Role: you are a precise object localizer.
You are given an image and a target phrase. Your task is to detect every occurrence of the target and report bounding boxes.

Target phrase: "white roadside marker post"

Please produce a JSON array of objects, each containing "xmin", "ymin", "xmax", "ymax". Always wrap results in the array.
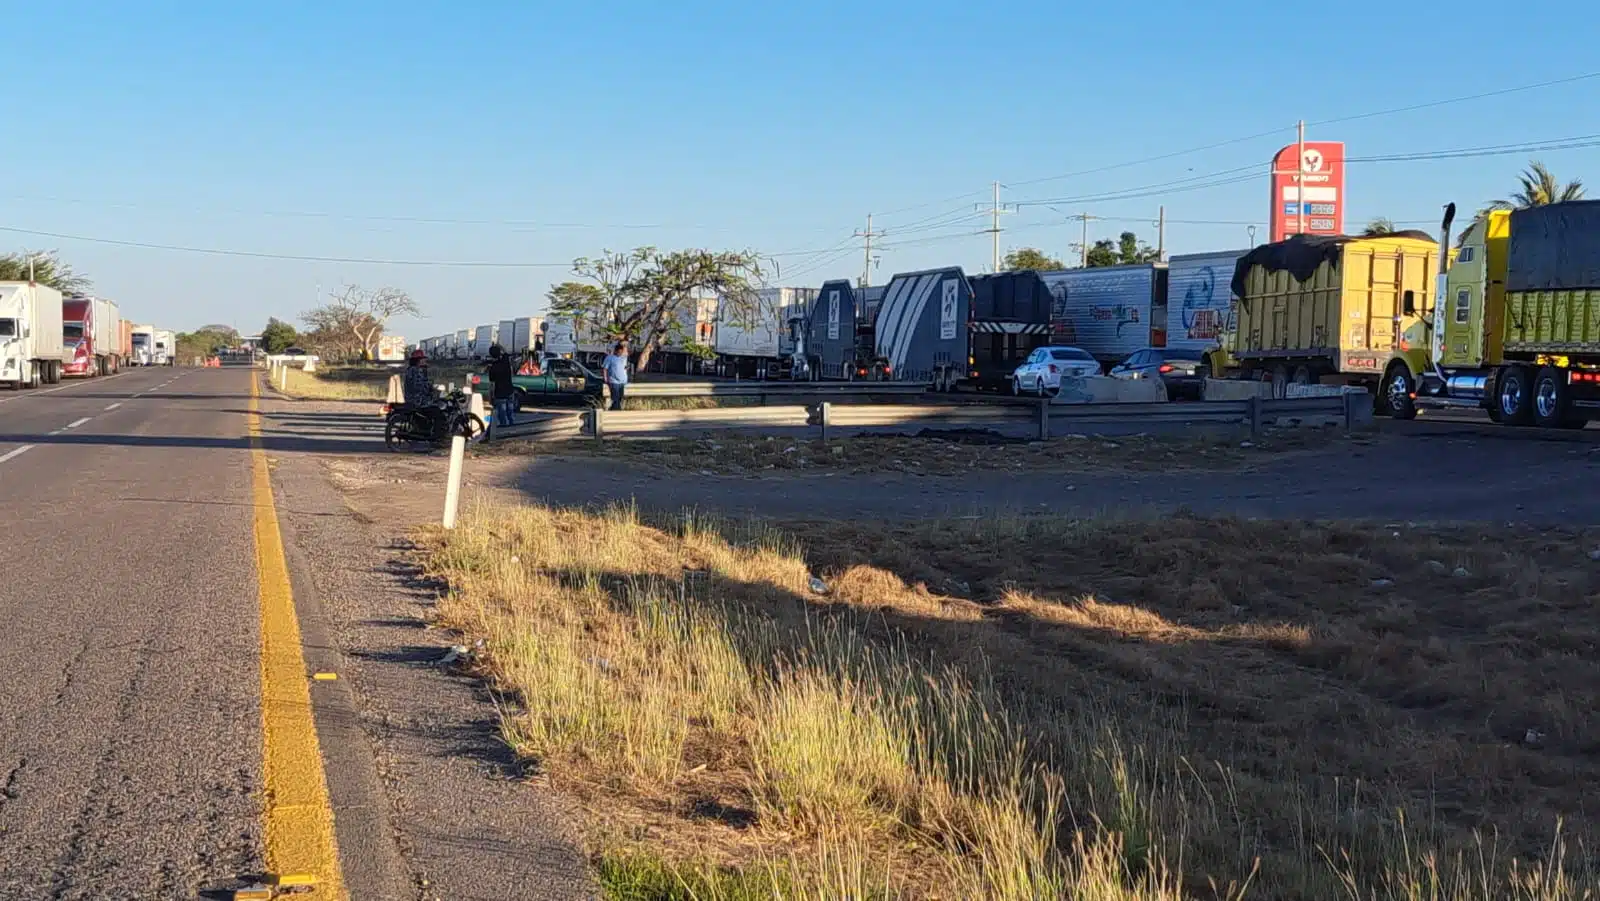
[{"xmin": 443, "ymin": 433, "xmax": 466, "ymax": 529}]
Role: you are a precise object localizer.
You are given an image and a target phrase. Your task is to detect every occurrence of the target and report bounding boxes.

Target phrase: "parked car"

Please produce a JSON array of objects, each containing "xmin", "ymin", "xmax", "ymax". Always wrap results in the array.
[
  {"xmin": 1010, "ymin": 345, "xmax": 1101, "ymax": 396},
  {"xmin": 1108, "ymin": 348, "xmax": 1206, "ymax": 399},
  {"xmin": 470, "ymin": 355, "xmax": 604, "ymax": 407}
]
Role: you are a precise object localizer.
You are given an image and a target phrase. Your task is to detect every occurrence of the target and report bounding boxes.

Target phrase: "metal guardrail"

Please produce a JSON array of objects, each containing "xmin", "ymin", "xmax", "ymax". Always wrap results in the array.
[
  {"xmin": 543, "ymin": 394, "xmax": 1370, "ymax": 443},
  {"xmin": 624, "ymin": 381, "xmax": 927, "ymax": 399}
]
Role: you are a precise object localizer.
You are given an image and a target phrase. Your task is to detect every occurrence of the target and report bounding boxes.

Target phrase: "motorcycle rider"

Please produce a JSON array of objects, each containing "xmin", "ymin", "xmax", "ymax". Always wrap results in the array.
[{"xmin": 404, "ymin": 348, "xmax": 435, "ymax": 407}]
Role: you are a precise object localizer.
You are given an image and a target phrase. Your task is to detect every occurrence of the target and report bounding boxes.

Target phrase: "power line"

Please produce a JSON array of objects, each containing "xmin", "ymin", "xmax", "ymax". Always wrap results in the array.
[{"xmin": 1311, "ymin": 71, "xmax": 1600, "ymax": 127}]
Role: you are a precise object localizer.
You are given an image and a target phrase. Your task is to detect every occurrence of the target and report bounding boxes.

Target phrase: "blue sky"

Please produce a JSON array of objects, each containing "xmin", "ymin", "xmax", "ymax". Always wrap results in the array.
[{"xmin": 4, "ymin": 0, "xmax": 1597, "ymax": 339}]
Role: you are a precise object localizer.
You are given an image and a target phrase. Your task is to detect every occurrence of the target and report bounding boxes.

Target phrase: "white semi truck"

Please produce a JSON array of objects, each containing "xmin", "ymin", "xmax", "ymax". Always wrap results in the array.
[{"xmin": 0, "ymin": 281, "xmax": 66, "ymax": 387}]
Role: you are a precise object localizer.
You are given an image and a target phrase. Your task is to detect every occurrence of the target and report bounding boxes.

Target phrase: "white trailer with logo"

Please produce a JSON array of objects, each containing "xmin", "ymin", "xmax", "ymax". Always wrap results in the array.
[{"xmin": 0, "ymin": 281, "xmax": 65, "ymax": 387}]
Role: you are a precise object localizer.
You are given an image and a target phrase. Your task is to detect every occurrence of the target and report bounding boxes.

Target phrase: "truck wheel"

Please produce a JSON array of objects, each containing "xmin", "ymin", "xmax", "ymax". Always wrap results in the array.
[
  {"xmin": 1270, "ymin": 365, "xmax": 1290, "ymax": 399},
  {"xmin": 1533, "ymin": 366, "xmax": 1571, "ymax": 429},
  {"xmin": 1291, "ymin": 365, "xmax": 1314, "ymax": 387},
  {"xmin": 1496, "ymin": 366, "xmax": 1535, "ymax": 426},
  {"xmin": 1382, "ymin": 365, "xmax": 1417, "ymax": 420}
]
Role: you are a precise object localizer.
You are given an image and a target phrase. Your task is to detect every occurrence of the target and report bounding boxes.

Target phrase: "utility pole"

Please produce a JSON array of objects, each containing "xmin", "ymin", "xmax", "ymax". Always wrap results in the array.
[
  {"xmin": 854, "ymin": 214, "xmax": 884, "ymax": 288},
  {"xmin": 1156, "ymin": 206, "xmax": 1166, "ymax": 261},
  {"xmin": 975, "ymin": 181, "xmax": 1014, "ymax": 272},
  {"xmin": 1296, "ymin": 119, "xmax": 1306, "ymax": 237},
  {"xmin": 1067, "ymin": 212, "xmax": 1100, "ymax": 267}
]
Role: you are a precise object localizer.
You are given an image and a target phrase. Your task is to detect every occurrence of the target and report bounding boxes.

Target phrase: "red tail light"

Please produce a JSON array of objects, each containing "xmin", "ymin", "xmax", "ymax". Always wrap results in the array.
[
  {"xmin": 470, "ymin": 374, "xmax": 481, "ymax": 385},
  {"xmin": 1048, "ymin": 364, "xmax": 1058, "ymax": 374},
  {"xmin": 883, "ymin": 365, "xmax": 892, "ymax": 374},
  {"xmin": 1158, "ymin": 364, "xmax": 1174, "ymax": 373}
]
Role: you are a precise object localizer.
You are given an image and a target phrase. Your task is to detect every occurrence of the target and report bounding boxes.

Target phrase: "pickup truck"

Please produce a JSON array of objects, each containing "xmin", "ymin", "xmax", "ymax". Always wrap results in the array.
[{"xmin": 470, "ymin": 356, "xmax": 604, "ymax": 407}]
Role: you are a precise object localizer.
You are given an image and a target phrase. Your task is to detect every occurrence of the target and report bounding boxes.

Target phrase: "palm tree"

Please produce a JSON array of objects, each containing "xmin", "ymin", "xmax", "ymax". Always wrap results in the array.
[
  {"xmin": 1493, "ymin": 161, "xmax": 1584, "ymax": 210},
  {"xmin": 1463, "ymin": 160, "xmax": 1586, "ymax": 245},
  {"xmin": 1361, "ymin": 217, "xmax": 1396, "ymax": 236}
]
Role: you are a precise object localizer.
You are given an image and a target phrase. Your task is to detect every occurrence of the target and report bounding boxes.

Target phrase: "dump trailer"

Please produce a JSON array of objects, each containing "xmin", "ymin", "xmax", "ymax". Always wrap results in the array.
[
  {"xmin": 1418, "ymin": 200, "xmax": 1600, "ymax": 428},
  {"xmin": 1039, "ymin": 263, "xmax": 1168, "ymax": 369},
  {"xmin": 1212, "ymin": 232, "xmax": 1437, "ymax": 413}
]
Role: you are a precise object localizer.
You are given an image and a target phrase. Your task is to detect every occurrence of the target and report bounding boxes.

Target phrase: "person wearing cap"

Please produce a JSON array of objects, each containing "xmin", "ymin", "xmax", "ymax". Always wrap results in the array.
[
  {"xmin": 403, "ymin": 348, "xmax": 435, "ymax": 407},
  {"xmin": 485, "ymin": 344, "xmax": 516, "ymax": 427}
]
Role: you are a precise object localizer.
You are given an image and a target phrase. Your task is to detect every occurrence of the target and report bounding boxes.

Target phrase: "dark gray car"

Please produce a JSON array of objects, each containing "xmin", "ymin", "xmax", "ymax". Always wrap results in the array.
[{"xmin": 1108, "ymin": 348, "xmax": 1205, "ymax": 399}]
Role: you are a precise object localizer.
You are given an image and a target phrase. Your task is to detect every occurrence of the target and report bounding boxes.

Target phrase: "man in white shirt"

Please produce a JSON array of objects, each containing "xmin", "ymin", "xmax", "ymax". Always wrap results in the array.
[{"xmin": 601, "ymin": 341, "xmax": 630, "ymax": 410}]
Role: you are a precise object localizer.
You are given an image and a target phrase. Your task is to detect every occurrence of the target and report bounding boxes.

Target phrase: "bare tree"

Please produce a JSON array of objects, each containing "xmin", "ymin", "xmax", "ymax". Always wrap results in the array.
[
  {"xmin": 305, "ymin": 284, "xmax": 419, "ymax": 360},
  {"xmin": 0, "ymin": 249, "xmax": 91, "ymax": 292}
]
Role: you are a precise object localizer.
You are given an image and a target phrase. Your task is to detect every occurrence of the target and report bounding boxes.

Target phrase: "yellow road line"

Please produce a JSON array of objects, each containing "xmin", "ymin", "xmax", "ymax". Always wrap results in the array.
[{"xmin": 250, "ymin": 374, "xmax": 347, "ymax": 898}]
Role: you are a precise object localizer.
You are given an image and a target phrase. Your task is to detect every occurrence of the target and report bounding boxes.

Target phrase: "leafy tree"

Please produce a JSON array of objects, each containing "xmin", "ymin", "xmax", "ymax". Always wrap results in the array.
[
  {"xmin": 550, "ymin": 247, "xmax": 765, "ymax": 373},
  {"xmin": 1084, "ymin": 231, "xmax": 1160, "ymax": 268},
  {"xmin": 1361, "ymin": 217, "xmax": 1396, "ymax": 236},
  {"xmin": 303, "ymin": 284, "xmax": 418, "ymax": 360},
  {"xmin": 0, "ymin": 249, "xmax": 90, "ymax": 292},
  {"xmin": 1001, "ymin": 247, "xmax": 1065, "ymax": 271},
  {"xmin": 175, "ymin": 327, "xmax": 235, "ymax": 362},
  {"xmin": 260, "ymin": 317, "xmax": 299, "ymax": 354}
]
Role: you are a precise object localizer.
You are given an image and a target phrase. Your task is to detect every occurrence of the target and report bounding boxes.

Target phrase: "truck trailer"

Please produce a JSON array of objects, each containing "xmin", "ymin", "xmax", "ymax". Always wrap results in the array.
[
  {"xmin": 130, "ymin": 324, "xmax": 155, "ymax": 365},
  {"xmin": 1039, "ymin": 263, "xmax": 1169, "ymax": 369},
  {"xmin": 498, "ymin": 317, "xmax": 544, "ymax": 358},
  {"xmin": 713, "ymin": 287, "xmax": 816, "ymax": 378},
  {"xmin": 1205, "ymin": 232, "xmax": 1437, "ymax": 411},
  {"xmin": 153, "ymin": 329, "xmax": 176, "ymax": 366},
  {"xmin": 0, "ymin": 281, "xmax": 66, "ymax": 387},
  {"xmin": 62, "ymin": 295, "xmax": 123, "ymax": 376},
  {"xmin": 1417, "ymin": 200, "xmax": 1600, "ymax": 428},
  {"xmin": 471, "ymin": 324, "xmax": 498, "ymax": 359},
  {"xmin": 867, "ymin": 267, "xmax": 974, "ymax": 389},
  {"xmin": 1164, "ymin": 250, "xmax": 1247, "ymax": 362}
]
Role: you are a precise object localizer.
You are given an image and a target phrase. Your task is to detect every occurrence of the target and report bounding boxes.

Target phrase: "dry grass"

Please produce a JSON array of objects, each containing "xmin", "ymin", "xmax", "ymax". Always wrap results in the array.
[
  {"xmin": 274, "ymin": 364, "xmax": 478, "ymax": 401},
  {"xmin": 504, "ymin": 430, "xmax": 1370, "ymax": 476},
  {"xmin": 425, "ymin": 506, "xmax": 1600, "ymax": 899}
]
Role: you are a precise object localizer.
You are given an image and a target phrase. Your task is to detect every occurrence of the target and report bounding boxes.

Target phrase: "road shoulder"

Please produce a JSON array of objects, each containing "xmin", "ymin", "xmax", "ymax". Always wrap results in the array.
[{"xmin": 262, "ymin": 394, "xmax": 594, "ymax": 901}]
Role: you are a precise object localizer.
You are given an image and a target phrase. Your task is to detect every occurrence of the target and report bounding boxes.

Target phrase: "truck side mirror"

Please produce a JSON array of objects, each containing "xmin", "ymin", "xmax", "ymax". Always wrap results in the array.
[{"xmin": 1403, "ymin": 290, "xmax": 1416, "ymax": 316}]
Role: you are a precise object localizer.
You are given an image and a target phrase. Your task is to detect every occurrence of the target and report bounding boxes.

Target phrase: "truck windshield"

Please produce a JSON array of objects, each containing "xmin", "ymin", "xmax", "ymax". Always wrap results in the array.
[
  {"xmin": 0, "ymin": 319, "xmax": 15, "ymax": 337},
  {"xmin": 64, "ymin": 323, "xmax": 85, "ymax": 340},
  {"xmin": 132, "ymin": 336, "xmax": 149, "ymax": 347}
]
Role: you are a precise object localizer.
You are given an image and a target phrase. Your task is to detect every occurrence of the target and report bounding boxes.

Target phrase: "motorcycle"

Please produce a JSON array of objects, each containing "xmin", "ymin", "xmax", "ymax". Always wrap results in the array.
[{"xmin": 383, "ymin": 389, "xmax": 487, "ymax": 452}]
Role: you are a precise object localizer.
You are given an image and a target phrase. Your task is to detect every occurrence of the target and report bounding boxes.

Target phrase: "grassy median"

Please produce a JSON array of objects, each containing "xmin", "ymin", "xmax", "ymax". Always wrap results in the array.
[
  {"xmin": 274, "ymin": 364, "xmax": 479, "ymax": 402},
  {"xmin": 425, "ymin": 506, "xmax": 1600, "ymax": 899}
]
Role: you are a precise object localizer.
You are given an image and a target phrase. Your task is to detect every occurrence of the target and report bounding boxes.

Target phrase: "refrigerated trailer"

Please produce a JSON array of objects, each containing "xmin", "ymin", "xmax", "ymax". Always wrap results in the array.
[
  {"xmin": 153, "ymin": 329, "xmax": 176, "ymax": 366},
  {"xmin": 713, "ymin": 287, "xmax": 815, "ymax": 378},
  {"xmin": 1039, "ymin": 263, "xmax": 1169, "ymax": 369},
  {"xmin": 62, "ymin": 295, "xmax": 123, "ymax": 376},
  {"xmin": 0, "ymin": 281, "xmax": 66, "ymax": 387},
  {"xmin": 130, "ymin": 325, "xmax": 155, "ymax": 365}
]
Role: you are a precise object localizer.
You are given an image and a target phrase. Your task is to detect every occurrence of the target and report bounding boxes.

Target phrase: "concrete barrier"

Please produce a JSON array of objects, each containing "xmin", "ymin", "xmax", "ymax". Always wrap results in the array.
[
  {"xmin": 1051, "ymin": 376, "xmax": 1167, "ymax": 405},
  {"xmin": 1202, "ymin": 378, "xmax": 1274, "ymax": 400}
]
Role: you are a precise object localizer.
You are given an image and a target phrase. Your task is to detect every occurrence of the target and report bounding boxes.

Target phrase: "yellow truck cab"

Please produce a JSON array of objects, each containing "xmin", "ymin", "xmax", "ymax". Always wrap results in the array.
[
  {"xmin": 1210, "ymin": 233, "xmax": 1437, "ymax": 415},
  {"xmin": 1417, "ymin": 201, "xmax": 1600, "ymax": 428}
]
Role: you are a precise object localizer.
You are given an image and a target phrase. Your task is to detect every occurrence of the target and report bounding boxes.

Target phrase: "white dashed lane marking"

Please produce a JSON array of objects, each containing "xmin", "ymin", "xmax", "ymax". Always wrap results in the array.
[
  {"xmin": 67, "ymin": 418, "xmax": 91, "ymax": 429},
  {"xmin": 105, "ymin": 403, "xmax": 122, "ymax": 411},
  {"xmin": 0, "ymin": 445, "xmax": 34, "ymax": 465}
]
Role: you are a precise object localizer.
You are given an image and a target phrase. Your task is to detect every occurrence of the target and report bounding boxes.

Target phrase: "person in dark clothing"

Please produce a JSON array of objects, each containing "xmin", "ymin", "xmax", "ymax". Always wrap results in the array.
[
  {"xmin": 485, "ymin": 344, "xmax": 516, "ymax": 426},
  {"xmin": 403, "ymin": 348, "xmax": 434, "ymax": 406}
]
